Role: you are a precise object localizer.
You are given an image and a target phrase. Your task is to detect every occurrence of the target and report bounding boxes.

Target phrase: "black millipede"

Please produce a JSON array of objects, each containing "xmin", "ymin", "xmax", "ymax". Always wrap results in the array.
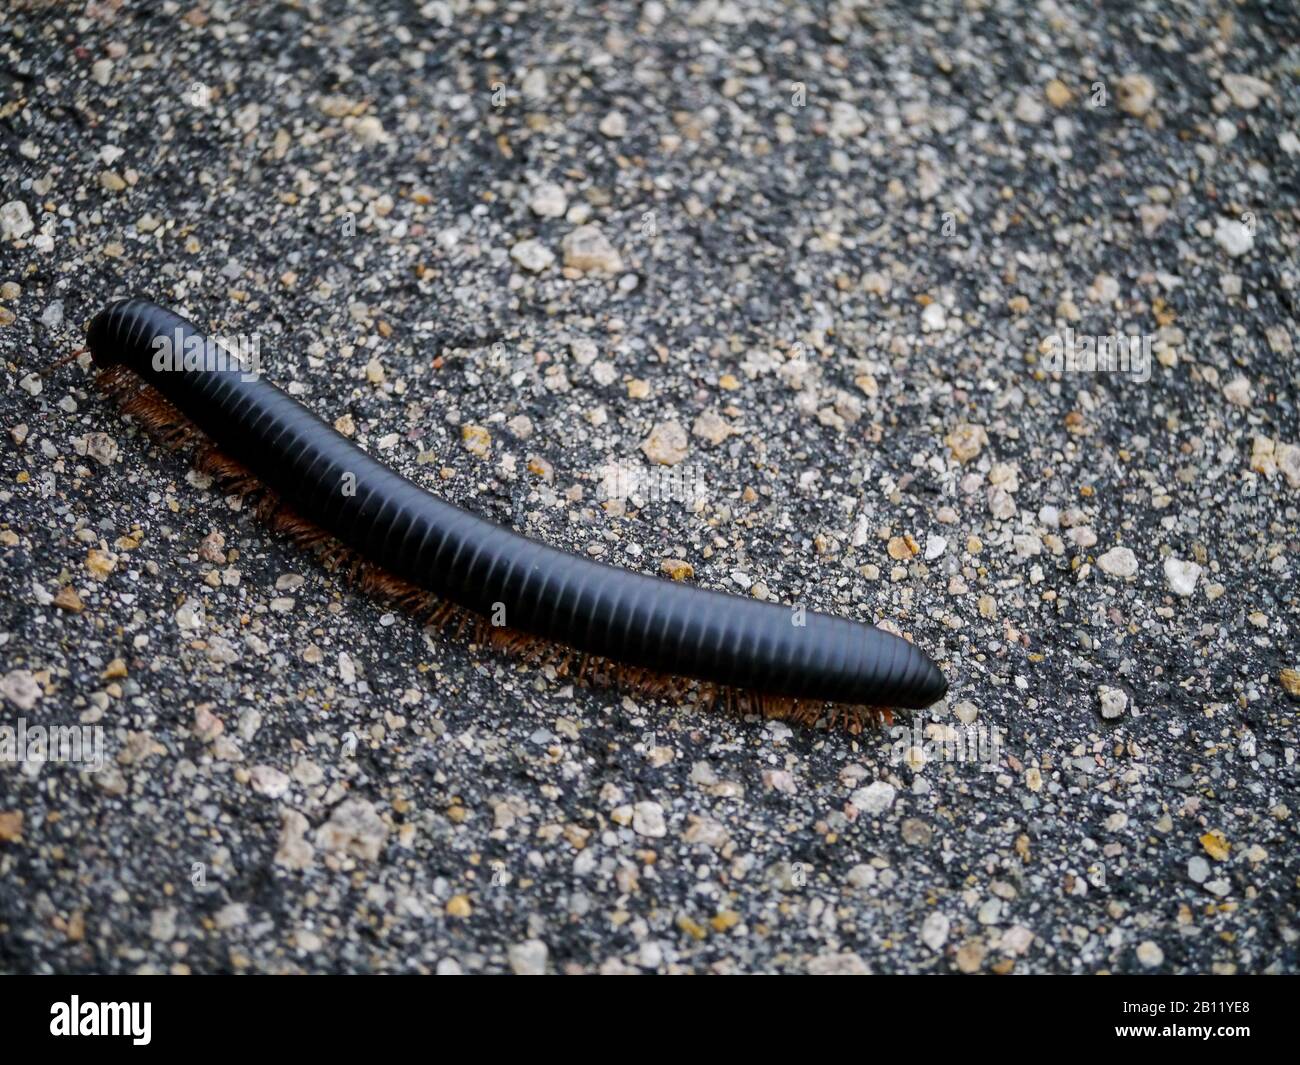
[{"xmin": 82, "ymin": 298, "xmax": 947, "ymax": 732}]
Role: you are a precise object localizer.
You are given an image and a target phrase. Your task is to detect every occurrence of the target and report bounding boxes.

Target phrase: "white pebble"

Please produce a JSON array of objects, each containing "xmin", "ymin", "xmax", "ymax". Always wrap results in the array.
[
  {"xmin": 507, "ymin": 938, "xmax": 549, "ymax": 975},
  {"xmin": 1097, "ymin": 546, "xmax": 1138, "ymax": 578},
  {"xmin": 528, "ymin": 182, "xmax": 567, "ymax": 218},
  {"xmin": 1163, "ymin": 557, "xmax": 1202, "ymax": 597},
  {"xmin": 510, "ymin": 238, "xmax": 554, "ymax": 273},
  {"xmin": 851, "ymin": 780, "xmax": 896, "ymax": 815},
  {"xmin": 1223, "ymin": 376, "xmax": 1252, "ymax": 407},
  {"xmin": 1098, "ymin": 685, "xmax": 1128, "ymax": 720},
  {"xmin": 920, "ymin": 911, "xmax": 950, "ymax": 951},
  {"xmin": 598, "ymin": 111, "xmax": 627, "ymax": 138},
  {"xmin": 0, "ymin": 200, "xmax": 33, "ymax": 241},
  {"xmin": 250, "ymin": 765, "xmax": 291, "ymax": 799},
  {"xmin": 1222, "ymin": 73, "xmax": 1271, "ymax": 110},
  {"xmin": 632, "ymin": 801, "xmax": 666, "ymax": 838},
  {"xmin": 0, "ymin": 669, "xmax": 42, "ymax": 711},
  {"xmin": 1214, "ymin": 217, "xmax": 1254, "ymax": 258},
  {"xmin": 921, "ymin": 302, "xmax": 947, "ymax": 332},
  {"xmin": 1136, "ymin": 941, "xmax": 1164, "ymax": 968}
]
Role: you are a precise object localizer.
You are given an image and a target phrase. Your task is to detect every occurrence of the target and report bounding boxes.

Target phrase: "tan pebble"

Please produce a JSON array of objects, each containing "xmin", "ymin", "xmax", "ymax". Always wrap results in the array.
[
  {"xmin": 1200, "ymin": 830, "xmax": 1230, "ymax": 861},
  {"xmin": 676, "ymin": 915, "xmax": 708, "ymax": 941},
  {"xmin": 854, "ymin": 373, "xmax": 879, "ymax": 397},
  {"xmin": 887, "ymin": 535, "xmax": 918, "ymax": 560},
  {"xmin": 461, "ymin": 425, "xmax": 491, "ymax": 457},
  {"xmin": 661, "ymin": 558, "xmax": 694, "ymax": 580},
  {"xmin": 198, "ymin": 530, "xmax": 226, "ymax": 563},
  {"xmin": 1279, "ymin": 669, "xmax": 1300, "ymax": 697},
  {"xmin": 641, "ymin": 421, "xmax": 688, "ymax": 465},
  {"xmin": 0, "ymin": 810, "xmax": 22, "ymax": 842},
  {"xmin": 86, "ymin": 548, "xmax": 116, "ymax": 582},
  {"xmin": 862, "ymin": 271, "xmax": 890, "ymax": 297},
  {"xmin": 1115, "ymin": 73, "xmax": 1156, "ymax": 117},
  {"xmin": 945, "ymin": 423, "xmax": 988, "ymax": 463},
  {"xmin": 692, "ymin": 410, "xmax": 733, "ymax": 445},
  {"xmin": 1045, "ymin": 79, "xmax": 1072, "ymax": 107},
  {"xmin": 955, "ymin": 938, "xmax": 986, "ymax": 973},
  {"xmin": 560, "ymin": 224, "xmax": 623, "ymax": 274},
  {"xmin": 53, "ymin": 586, "xmax": 84, "ymax": 612}
]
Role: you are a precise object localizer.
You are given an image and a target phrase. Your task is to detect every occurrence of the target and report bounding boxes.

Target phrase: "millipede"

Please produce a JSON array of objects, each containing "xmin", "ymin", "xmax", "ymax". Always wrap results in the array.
[{"xmin": 82, "ymin": 298, "xmax": 947, "ymax": 733}]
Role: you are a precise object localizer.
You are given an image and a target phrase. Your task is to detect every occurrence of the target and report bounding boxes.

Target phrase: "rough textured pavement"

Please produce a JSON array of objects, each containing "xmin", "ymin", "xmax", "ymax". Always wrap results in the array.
[{"xmin": 1, "ymin": 1, "xmax": 1297, "ymax": 974}]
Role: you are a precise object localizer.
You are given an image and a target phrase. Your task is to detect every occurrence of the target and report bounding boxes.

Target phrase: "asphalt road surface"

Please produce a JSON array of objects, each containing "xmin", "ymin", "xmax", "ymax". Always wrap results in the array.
[{"xmin": 0, "ymin": 1, "xmax": 1296, "ymax": 973}]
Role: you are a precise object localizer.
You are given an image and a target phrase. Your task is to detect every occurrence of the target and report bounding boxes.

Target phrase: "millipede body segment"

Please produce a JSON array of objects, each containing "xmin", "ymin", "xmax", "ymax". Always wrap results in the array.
[{"xmin": 87, "ymin": 298, "xmax": 947, "ymax": 725}]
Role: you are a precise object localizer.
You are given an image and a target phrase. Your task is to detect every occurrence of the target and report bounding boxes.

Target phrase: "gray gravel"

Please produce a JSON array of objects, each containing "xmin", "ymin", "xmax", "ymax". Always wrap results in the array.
[{"xmin": 1, "ymin": 1, "xmax": 1298, "ymax": 974}]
